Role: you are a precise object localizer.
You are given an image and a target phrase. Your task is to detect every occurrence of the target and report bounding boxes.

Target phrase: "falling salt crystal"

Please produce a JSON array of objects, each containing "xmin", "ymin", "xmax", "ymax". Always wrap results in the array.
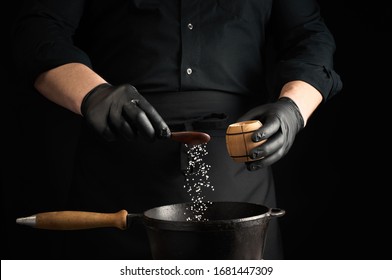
[{"xmin": 182, "ymin": 143, "xmax": 214, "ymax": 222}]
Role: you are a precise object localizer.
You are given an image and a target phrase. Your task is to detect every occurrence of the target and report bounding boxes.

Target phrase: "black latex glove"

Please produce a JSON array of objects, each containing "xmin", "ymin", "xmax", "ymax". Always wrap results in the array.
[
  {"xmin": 237, "ymin": 97, "xmax": 304, "ymax": 171},
  {"xmin": 81, "ymin": 83, "xmax": 171, "ymax": 141}
]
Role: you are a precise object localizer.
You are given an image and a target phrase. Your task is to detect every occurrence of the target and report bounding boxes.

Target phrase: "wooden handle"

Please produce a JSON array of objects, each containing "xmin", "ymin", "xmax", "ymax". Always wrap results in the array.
[{"xmin": 34, "ymin": 210, "xmax": 128, "ymax": 230}]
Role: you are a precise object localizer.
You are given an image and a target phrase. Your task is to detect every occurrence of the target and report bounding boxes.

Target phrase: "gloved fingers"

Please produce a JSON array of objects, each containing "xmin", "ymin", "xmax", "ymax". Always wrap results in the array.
[
  {"xmin": 106, "ymin": 100, "xmax": 134, "ymax": 141},
  {"xmin": 119, "ymin": 121, "xmax": 137, "ymax": 141},
  {"xmin": 251, "ymin": 115, "xmax": 281, "ymax": 142},
  {"xmin": 85, "ymin": 110, "xmax": 117, "ymax": 142},
  {"xmin": 109, "ymin": 118, "xmax": 136, "ymax": 141},
  {"xmin": 246, "ymin": 149, "xmax": 284, "ymax": 171},
  {"xmin": 101, "ymin": 127, "xmax": 117, "ymax": 142},
  {"xmin": 136, "ymin": 98, "xmax": 171, "ymax": 139},
  {"xmin": 249, "ymin": 132, "xmax": 284, "ymax": 161},
  {"xmin": 123, "ymin": 101, "xmax": 155, "ymax": 141}
]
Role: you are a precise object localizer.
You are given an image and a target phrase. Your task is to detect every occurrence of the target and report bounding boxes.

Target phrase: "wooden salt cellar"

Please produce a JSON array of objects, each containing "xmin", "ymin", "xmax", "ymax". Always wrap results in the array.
[{"xmin": 226, "ymin": 120, "xmax": 265, "ymax": 163}]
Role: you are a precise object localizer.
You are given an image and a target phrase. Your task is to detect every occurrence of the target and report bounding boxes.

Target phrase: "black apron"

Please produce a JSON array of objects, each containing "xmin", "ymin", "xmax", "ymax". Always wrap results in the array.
[{"xmin": 64, "ymin": 91, "xmax": 283, "ymax": 259}]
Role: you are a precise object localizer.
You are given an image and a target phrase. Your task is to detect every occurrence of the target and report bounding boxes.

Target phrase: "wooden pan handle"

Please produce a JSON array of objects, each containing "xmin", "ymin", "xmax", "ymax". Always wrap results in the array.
[{"xmin": 17, "ymin": 210, "xmax": 128, "ymax": 230}]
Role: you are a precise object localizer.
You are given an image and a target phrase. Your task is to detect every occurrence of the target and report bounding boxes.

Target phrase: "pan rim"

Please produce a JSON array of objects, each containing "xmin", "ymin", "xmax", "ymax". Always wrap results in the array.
[{"xmin": 142, "ymin": 201, "xmax": 272, "ymax": 231}]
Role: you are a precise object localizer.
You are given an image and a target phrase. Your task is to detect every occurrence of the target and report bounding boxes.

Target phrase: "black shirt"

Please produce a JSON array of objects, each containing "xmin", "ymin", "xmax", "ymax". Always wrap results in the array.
[{"xmin": 12, "ymin": 0, "xmax": 342, "ymax": 101}]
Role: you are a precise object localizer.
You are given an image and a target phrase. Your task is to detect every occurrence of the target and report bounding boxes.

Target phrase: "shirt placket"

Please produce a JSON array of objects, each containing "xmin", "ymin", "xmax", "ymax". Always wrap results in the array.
[{"xmin": 180, "ymin": 0, "xmax": 200, "ymax": 90}]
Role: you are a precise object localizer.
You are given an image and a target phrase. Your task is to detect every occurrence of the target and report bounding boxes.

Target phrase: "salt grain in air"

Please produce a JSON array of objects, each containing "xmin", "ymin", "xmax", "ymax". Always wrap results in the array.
[{"xmin": 183, "ymin": 143, "xmax": 215, "ymax": 221}]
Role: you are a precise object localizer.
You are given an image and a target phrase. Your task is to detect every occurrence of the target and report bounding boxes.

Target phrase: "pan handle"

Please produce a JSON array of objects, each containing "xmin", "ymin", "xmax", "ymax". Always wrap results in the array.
[
  {"xmin": 268, "ymin": 208, "xmax": 286, "ymax": 218},
  {"xmin": 16, "ymin": 210, "xmax": 129, "ymax": 230}
]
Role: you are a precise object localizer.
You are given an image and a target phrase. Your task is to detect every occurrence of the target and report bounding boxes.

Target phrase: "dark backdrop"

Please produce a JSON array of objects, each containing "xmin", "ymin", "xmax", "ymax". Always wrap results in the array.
[
  {"xmin": 273, "ymin": 0, "xmax": 392, "ymax": 259},
  {"xmin": 2, "ymin": 1, "xmax": 391, "ymax": 260}
]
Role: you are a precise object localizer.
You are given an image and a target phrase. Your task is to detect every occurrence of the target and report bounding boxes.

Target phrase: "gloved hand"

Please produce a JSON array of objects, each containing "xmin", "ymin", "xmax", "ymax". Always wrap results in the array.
[
  {"xmin": 237, "ymin": 97, "xmax": 304, "ymax": 171},
  {"xmin": 81, "ymin": 83, "xmax": 171, "ymax": 142}
]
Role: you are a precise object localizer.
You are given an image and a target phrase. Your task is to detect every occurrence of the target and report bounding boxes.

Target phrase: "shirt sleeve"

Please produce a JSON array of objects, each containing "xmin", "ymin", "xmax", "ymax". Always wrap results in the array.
[
  {"xmin": 12, "ymin": 0, "xmax": 91, "ymax": 84},
  {"xmin": 271, "ymin": 0, "xmax": 343, "ymax": 101}
]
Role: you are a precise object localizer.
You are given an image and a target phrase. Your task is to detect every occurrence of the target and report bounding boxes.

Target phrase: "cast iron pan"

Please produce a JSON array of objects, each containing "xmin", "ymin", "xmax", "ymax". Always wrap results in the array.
[{"xmin": 17, "ymin": 201, "xmax": 285, "ymax": 259}]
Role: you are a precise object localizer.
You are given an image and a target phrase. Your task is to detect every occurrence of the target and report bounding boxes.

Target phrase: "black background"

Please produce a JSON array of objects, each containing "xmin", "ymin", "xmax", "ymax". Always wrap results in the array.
[
  {"xmin": 274, "ymin": 0, "xmax": 392, "ymax": 259},
  {"xmin": 2, "ymin": 1, "xmax": 391, "ymax": 260}
]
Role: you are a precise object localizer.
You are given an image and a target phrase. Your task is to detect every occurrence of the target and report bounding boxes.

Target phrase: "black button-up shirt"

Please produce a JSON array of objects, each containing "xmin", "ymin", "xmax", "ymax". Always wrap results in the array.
[{"xmin": 12, "ymin": 0, "xmax": 342, "ymax": 101}]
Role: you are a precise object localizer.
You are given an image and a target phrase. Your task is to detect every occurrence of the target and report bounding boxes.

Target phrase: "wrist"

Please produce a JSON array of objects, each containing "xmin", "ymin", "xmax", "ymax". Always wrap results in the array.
[
  {"xmin": 81, "ymin": 83, "xmax": 112, "ymax": 117},
  {"xmin": 277, "ymin": 97, "xmax": 304, "ymax": 130},
  {"xmin": 279, "ymin": 80, "xmax": 323, "ymax": 126}
]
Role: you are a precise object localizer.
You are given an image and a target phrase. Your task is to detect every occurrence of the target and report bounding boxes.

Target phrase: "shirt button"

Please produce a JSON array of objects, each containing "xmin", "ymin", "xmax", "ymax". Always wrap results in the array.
[
  {"xmin": 186, "ymin": 68, "xmax": 193, "ymax": 75},
  {"xmin": 187, "ymin": 23, "xmax": 193, "ymax": 30}
]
